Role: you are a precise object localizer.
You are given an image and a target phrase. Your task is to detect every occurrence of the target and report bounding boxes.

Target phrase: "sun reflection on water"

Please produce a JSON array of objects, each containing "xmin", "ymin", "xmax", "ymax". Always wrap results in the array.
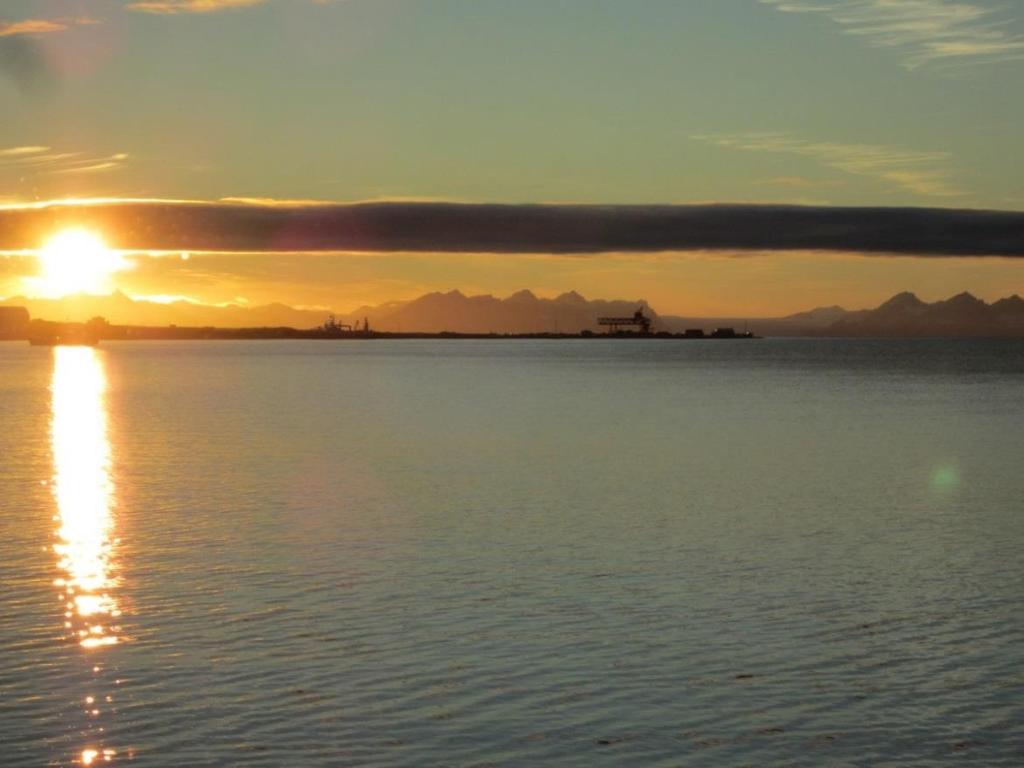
[
  {"xmin": 50, "ymin": 347, "xmax": 122, "ymax": 764},
  {"xmin": 51, "ymin": 347, "xmax": 121, "ymax": 648}
]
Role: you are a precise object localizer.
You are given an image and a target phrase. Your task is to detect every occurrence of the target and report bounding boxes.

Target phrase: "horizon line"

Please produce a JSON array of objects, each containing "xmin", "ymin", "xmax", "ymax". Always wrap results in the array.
[{"xmin": 4, "ymin": 286, "xmax": 1022, "ymax": 322}]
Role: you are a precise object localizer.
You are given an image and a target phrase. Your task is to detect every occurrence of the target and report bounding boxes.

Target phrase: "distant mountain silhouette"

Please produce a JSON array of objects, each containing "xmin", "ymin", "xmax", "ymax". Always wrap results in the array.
[
  {"xmin": 4, "ymin": 289, "xmax": 1023, "ymax": 337},
  {"xmin": 875, "ymin": 291, "xmax": 929, "ymax": 313},
  {"xmin": 993, "ymin": 294, "xmax": 1024, "ymax": 315},
  {"xmin": 825, "ymin": 291, "xmax": 1024, "ymax": 337},
  {"xmin": 0, "ymin": 291, "xmax": 329, "ymax": 329},
  {"xmin": 338, "ymin": 289, "xmax": 664, "ymax": 333},
  {"xmin": 0, "ymin": 289, "xmax": 661, "ymax": 334},
  {"xmin": 663, "ymin": 291, "xmax": 1024, "ymax": 337}
]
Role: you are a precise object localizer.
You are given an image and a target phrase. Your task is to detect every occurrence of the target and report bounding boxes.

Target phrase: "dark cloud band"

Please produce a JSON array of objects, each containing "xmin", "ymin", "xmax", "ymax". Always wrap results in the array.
[{"xmin": 2, "ymin": 201, "xmax": 1023, "ymax": 256}]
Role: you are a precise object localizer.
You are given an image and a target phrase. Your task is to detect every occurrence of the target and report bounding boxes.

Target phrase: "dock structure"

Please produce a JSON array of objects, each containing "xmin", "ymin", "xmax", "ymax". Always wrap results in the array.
[
  {"xmin": 322, "ymin": 315, "xmax": 352, "ymax": 333},
  {"xmin": 597, "ymin": 308, "xmax": 652, "ymax": 335},
  {"xmin": 317, "ymin": 314, "xmax": 373, "ymax": 337}
]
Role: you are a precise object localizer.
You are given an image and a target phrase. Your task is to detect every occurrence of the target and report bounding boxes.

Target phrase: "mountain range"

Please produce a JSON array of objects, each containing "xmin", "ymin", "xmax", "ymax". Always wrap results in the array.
[
  {"xmin": 662, "ymin": 291, "xmax": 1024, "ymax": 337},
  {"xmin": 341, "ymin": 290, "xmax": 669, "ymax": 334},
  {"xmin": 822, "ymin": 291, "xmax": 1024, "ymax": 337},
  {"xmin": 3, "ymin": 289, "xmax": 1024, "ymax": 337}
]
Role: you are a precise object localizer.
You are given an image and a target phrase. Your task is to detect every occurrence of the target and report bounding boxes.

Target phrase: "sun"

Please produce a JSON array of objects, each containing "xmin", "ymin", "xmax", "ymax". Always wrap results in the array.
[{"xmin": 28, "ymin": 229, "xmax": 131, "ymax": 298}]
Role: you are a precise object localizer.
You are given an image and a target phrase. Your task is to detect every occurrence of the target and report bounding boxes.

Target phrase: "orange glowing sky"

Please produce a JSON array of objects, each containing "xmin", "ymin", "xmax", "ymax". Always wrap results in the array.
[{"xmin": 1, "ymin": 1, "xmax": 1022, "ymax": 316}]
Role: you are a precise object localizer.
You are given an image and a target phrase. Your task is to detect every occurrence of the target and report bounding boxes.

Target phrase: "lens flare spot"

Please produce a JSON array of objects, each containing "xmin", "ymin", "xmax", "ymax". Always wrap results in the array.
[{"xmin": 931, "ymin": 465, "xmax": 959, "ymax": 492}]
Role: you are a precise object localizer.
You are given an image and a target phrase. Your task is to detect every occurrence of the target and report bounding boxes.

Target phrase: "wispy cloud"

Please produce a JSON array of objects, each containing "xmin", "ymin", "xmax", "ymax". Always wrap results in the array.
[
  {"xmin": 0, "ymin": 15, "xmax": 98, "ymax": 37},
  {"xmin": 0, "ymin": 146, "xmax": 129, "ymax": 175},
  {"xmin": 693, "ymin": 132, "xmax": 963, "ymax": 197},
  {"xmin": 126, "ymin": 0, "xmax": 341, "ymax": 13},
  {"xmin": 0, "ymin": 19, "xmax": 67, "ymax": 37},
  {"xmin": 0, "ymin": 145, "xmax": 50, "ymax": 157},
  {"xmin": 753, "ymin": 175, "xmax": 844, "ymax": 189},
  {"xmin": 761, "ymin": 0, "xmax": 1024, "ymax": 68},
  {"xmin": 125, "ymin": 0, "xmax": 267, "ymax": 13}
]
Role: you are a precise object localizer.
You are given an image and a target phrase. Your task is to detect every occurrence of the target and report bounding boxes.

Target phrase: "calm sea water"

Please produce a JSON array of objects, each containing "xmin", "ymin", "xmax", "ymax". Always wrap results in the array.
[{"xmin": 1, "ymin": 339, "xmax": 1022, "ymax": 767}]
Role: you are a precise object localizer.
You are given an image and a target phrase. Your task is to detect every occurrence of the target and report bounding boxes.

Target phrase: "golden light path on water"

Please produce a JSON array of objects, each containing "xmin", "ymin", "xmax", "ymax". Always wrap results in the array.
[{"xmin": 51, "ymin": 347, "xmax": 120, "ymax": 765}]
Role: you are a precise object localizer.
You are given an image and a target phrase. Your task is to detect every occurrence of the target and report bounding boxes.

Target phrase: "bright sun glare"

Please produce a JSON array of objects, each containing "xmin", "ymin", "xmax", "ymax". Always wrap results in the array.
[{"xmin": 28, "ymin": 229, "xmax": 131, "ymax": 298}]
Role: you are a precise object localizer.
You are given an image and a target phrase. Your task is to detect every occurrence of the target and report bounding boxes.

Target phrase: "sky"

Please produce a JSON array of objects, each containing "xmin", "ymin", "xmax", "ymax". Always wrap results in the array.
[{"xmin": 1, "ymin": 0, "xmax": 1023, "ymax": 315}]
